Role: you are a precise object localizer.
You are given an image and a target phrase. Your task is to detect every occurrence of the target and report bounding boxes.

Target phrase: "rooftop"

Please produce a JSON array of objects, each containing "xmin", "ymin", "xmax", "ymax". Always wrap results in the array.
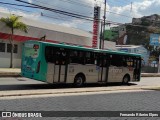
[
  {"xmin": 116, "ymin": 45, "xmax": 143, "ymax": 49},
  {"xmin": 0, "ymin": 12, "xmax": 92, "ymax": 38}
]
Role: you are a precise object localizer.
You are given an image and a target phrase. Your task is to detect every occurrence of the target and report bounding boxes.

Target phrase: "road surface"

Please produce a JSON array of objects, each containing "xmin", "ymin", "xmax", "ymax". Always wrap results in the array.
[
  {"xmin": 0, "ymin": 77, "xmax": 159, "ymax": 91},
  {"xmin": 0, "ymin": 89, "xmax": 160, "ymax": 120}
]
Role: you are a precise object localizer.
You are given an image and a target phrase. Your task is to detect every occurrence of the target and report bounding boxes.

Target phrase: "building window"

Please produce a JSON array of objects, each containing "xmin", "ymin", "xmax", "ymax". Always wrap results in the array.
[
  {"xmin": 7, "ymin": 44, "xmax": 18, "ymax": 53},
  {"xmin": 0, "ymin": 43, "xmax": 5, "ymax": 52},
  {"xmin": 14, "ymin": 44, "xmax": 18, "ymax": 53}
]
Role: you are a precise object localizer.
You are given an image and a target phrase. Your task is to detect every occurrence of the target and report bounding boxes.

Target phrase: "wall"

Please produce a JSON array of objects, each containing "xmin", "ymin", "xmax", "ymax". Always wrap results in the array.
[
  {"xmin": 104, "ymin": 41, "xmax": 116, "ymax": 50},
  {"xmin": 0, "ymin": 39, "xmax": 22, "ymax": 68}
]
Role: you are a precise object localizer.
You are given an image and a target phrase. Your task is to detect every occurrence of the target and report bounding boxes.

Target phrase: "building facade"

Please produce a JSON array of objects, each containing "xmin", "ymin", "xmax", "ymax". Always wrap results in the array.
[
  {"xmin": 0, "ymin": 12, "xmax": 117, "ymax": 68},
  {"xmin": 0, "ymin": 12, "xmax": 92, "ymax": 68}
]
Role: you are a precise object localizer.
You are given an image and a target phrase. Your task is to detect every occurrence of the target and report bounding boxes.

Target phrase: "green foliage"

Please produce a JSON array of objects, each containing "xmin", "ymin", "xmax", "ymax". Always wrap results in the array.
[
  {"xmin": 0, "ymin": 14, "xmax": 28, "ymax": 34},
  {"xmin": 104, "ymin": 30, "xmax": 118, "ymax": 42},
  {"xmin": 0, "ymin": 14, "xmax": 28, "ymax": 68}
]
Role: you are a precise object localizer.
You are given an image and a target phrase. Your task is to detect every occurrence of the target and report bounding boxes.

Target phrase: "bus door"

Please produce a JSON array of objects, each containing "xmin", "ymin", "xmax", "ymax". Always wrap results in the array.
[
  {"xmin": 98, "ymin": 54, "xmax": 109, "ymax": 83},
  {"xmin": 54, "ymin": 48, "xmax": 69, "ymax": 83},
  {"xmin": 107, "ymin": 55, "xmax": 125, "ymax": 82},
  {"xmin": 45, "ymin": 47, "xmax": 68, "ymax": 83},
  {"xmin": 133, "ymin": 57, "xmax": 141, "ymax": 81}
]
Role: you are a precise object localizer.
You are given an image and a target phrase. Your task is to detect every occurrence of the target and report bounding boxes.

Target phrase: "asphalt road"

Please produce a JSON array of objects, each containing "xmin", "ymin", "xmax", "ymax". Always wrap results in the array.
[
  {"xmin": 0, "ymin": 77, "xmax": 160, "ymax": 120},
  {"xmin": 0, "ymin": 77, "xmax": 160, "ymax": 91},
  {"xmin": 0, "ymin": 90, "xmax": 160, "ymax": 120}
]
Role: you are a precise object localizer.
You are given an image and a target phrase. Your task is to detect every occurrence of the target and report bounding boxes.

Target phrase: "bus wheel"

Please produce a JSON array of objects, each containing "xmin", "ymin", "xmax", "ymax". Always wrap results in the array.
[
  {"xmin": 122, "ymin": 75, "xmax": 130, "ymax": 85},
  {"xmin": 74, "ymin": 75, "xmax": 85, "ymax": 87}
]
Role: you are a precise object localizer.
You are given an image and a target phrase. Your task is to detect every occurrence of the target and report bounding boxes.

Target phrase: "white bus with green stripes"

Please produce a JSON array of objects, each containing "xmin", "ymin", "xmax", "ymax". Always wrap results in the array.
[{"xmin": 21, "ymin": 40, "xmax": 142, "ymax": 86}]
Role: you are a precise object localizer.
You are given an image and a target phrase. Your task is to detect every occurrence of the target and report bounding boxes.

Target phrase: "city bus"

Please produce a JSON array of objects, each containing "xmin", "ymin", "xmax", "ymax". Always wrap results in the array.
[{"xmin": 21, "ymin": 40, "xmax": 142, "ymax": 86}]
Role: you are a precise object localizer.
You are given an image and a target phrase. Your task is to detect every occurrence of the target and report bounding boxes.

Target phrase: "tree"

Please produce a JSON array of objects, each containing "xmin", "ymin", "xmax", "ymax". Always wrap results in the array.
[{"xmin": 0, "ymin": 14, "xmax": 28, "ymax": 68}]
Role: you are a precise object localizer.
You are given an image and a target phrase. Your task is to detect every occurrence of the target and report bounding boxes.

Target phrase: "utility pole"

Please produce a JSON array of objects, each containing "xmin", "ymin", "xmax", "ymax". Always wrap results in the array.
[
  {"xmin": 102, "ymin": 0, "xmax": 107, "ymax": 49},
  {"xmin": 99, "ymin": 21, "xmax": 103, "ymax": 49},
  {"xmin": 130, "ymin": 2, "xmax": 132, "ymax": 12}
]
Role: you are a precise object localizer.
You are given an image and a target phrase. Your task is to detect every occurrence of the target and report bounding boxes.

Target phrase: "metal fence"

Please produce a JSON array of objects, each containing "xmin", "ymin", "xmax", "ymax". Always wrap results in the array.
[{"xmin": 141, "ymin": 66, "xmax": 158, "ymax": 73}]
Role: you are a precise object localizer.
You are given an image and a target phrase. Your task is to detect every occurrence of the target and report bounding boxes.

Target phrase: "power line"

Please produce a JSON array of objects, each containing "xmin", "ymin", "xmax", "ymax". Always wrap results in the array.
[
  {"xmin": 0, "ymin": 4, "xmax": 33, "ymax": 13},
  {"xmin": 105, "ymin": 10, "xmax": 132, "ymax": 18},
  {"xmin": 36, "ymin": 1, "xmax": 131, "ymax": 18},
  {"xmin": 0, "ymin": 0, "xmax": 95, "ymax": 22},
  {"xmin": 33, "ymin": 0, "xmax": 92, "ymax": 17},
  {"xmin": 59, "ymin": 0, "xmax": 93, "ymax": 8},
  {"xmin": 0, "ymin": 0, "xmax": 132, "ymax": 20},
  {"xmin": 41, "ymin": 12, "xmax": 92, "ymax": 24},
  {"xmin": 12, "ymin": 0, "xmax": 134, "ymax": 26},
  {"xmin": 32, "ymin": 0, "xmax": 132, "ymax": 19},
  {"xmin": 2, "ymin": 0, "xmax": 151, "ymax": 28},
  {"xmin": 111, "ymin": 0, "xmax": 132, "ymax": 5},
  {"xmin": 16, "ymin": 0, "xmax": 131, "ymax": 24},
  {"xmin": 0, "ymin": 1, "xmax": 39, "ymax": 8},
  {"xmin": 57, "ymin": 0, "xmax": 133, "ymax": 18},
  {"xmin": 15, "ymin": 0, "xmax": 95, "ymax": 21}
]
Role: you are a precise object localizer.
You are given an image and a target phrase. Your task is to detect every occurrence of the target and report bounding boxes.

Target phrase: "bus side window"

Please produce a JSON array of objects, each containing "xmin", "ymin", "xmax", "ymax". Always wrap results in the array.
[
  {"xmin": 85, "ymin": 52, "xmax": 95, "ymax": 64},
  {"xmin": 69, "ymin": 50, "xmax": 85, "ymax": 64},
  {"xmin": 110, "ymin": 55, "xmax": 124, "ymax": 67},
  {"xmin": 55, "ymin": 48, "xmax": 68, "ymax": 65},
  {"xmin": 70, "ymin": 50, "xmax": 78, "ymax": 63},
  {"xmin": 123, "ymin": 61, "xmax": 127, "ymax": 67},
  {"xmin": 97, "ymin": 53, "xmax": 106, "ymax": 67},
  {"xmin": 79, "ymin": 51, "xmax": 85, "ymax": 64},
  {"xmin": 45, "ymin": 46, "xmax": 55, "ymax": 63},
  {"xmin": 55, "ymin": 49, "xmax": 60, "ymax": 65},
  {"xmin": 97, "ymin": 54, "xmax": 101, "ymax": 66}
]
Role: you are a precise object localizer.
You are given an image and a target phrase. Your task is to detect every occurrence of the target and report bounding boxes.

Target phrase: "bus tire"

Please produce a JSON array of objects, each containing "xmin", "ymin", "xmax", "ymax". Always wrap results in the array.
[
  {"xmin": 122, "ymin": 74, "xmax": 130, "ymax": 85},
  {"xmin": 74, "ymin": 74, "xmax": 85, "ymax": 87}
]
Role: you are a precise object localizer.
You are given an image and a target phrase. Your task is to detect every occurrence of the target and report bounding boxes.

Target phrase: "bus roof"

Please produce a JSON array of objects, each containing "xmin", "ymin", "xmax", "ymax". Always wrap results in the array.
[
  {"xmin": 101, "ymin": 49, "xmax": 141, "ymax": 57},
  {"xmin": 26, "ymin": 40, "xmax": 141, "ymax": 57}
]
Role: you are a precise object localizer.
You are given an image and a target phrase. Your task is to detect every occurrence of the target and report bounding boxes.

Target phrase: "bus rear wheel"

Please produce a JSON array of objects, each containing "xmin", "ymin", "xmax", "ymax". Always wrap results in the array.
[
  {"xmin": 74, "ymin": 75, "xmax": 85, "ymax": 87},
  {"xmin": 122, "ymin": 75, "xmax": 130, "ymax": 85}
]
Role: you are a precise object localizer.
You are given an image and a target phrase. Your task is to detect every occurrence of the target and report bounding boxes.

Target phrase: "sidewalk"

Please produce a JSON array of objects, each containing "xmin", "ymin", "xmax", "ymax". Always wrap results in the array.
[
  {"xmin": 0, "ymin": 84, "xmax": 159, "ymax": 98},
  {"xmin": 0, "ymin": 68, "xmax": 159, "ymax": 97},
  {"xmin": 0, "ymin": 68, "xmax": 160, "ymax": 77},
  {"xmin": 0, "ymin": 68, "xmax": 21, "ymax": 77}
]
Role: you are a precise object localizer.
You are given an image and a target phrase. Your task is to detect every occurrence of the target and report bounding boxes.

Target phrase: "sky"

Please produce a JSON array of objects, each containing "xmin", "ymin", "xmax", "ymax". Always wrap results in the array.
[{"xmin": 0, "ymin": 0, "xmax": 160, "ymax": 32}]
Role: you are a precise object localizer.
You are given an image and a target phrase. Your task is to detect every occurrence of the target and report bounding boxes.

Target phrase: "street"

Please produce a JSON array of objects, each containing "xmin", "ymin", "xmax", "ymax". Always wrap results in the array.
[
  {"xmin": 0, "ymin": 0, "xmax": 160, "ymax": 119},
  {"xmin": 0, "ymin": 77, "xmax": 160, "ymax": 120},
  {"xmin": 0, "ymin": 77, "xmax": 160, "ymax": 91},
  {"xmin": 0, "ymin": 89, "xmax": 160, "ymax": 120}
]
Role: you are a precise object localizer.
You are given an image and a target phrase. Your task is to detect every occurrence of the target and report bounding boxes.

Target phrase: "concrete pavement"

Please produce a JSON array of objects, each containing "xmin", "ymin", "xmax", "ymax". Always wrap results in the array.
[
  {"xmin": 0, "ymin": 68, "xmax": 160, "ymax": 98},
  {"xmin": 0, "ymin": 84, "xmax": 159, "ymax": 98},
  {"xmin": 141, "ymin": 73, "xmax": 160, "ymax": 77},
  {"xmin": 0, "ymin": 68, "xmax": 21, "ymax": 77}
]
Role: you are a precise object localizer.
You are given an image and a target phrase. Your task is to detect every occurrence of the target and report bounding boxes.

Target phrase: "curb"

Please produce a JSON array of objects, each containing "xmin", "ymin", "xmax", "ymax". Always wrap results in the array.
[
  {"xmin": 0, "ymin": 88, "xmax": 141, "ymax": 97},
  {"xmin": 141, "ymin": 73, "xmax": 160, "ymax": 77},
  {"xmin": 0, "ymin": 86, "xmax": 159, "ymax": 98},
  {"xmin": 0, "ymin": 72, "xmax": 21, "ymax": 77}
]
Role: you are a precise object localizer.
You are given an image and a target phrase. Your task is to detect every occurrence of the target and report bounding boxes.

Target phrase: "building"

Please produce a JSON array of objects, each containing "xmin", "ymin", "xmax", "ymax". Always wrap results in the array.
[
  {"xmin": 132, "ymin": 14, "xmax": 160, "ymax": 26},
  {"xmin": 0, "ymin": 12, "xmax": 116, "ymax": 68},
  {"xmin": 116, "ymin": 45, "xmax": 150, "ymax": 66},
  {"xmin": 104, "ymin": 41, "xmax": 116, "ymax": 50},
  {"xmin": 0, "ymin": 12, "xmax": 92, "ymax": 68}
]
